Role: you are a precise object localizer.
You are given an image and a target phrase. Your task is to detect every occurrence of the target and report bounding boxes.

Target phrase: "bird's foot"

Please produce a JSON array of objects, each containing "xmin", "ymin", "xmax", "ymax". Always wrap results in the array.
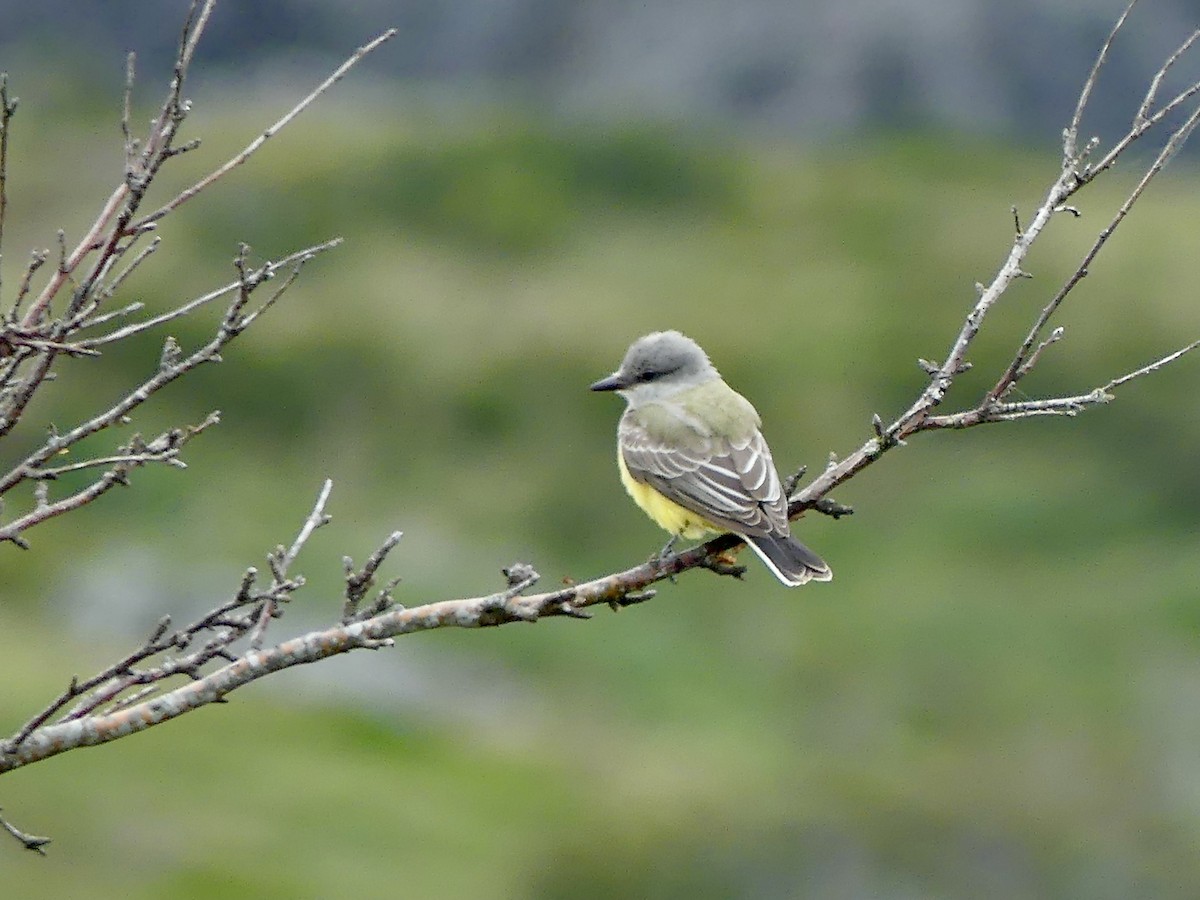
[{"xmin": 649, "ymin": 535, "xmax": 680, "ymax": 582}]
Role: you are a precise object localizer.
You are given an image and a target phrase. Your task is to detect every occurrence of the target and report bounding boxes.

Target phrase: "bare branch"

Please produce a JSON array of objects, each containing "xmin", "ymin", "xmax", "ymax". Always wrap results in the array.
[
  {"xmin": 0, "ymin": 470, "xmax": 123, "ymax": 548},
  {"xmin": 135, "ymin": 28, "xmax": 398, "ymax": 229},
  {"xmin": 783, "ymin": 6, "xmax": 1200, "ymax": 508},
  {"xmin": 228, "ymin": 247, "xmax": 315, "ymax": 334},
  {"xmin": 1104, "ymin": 338, "xmax": 1200, "ymax": 392},
  {"xmin": 74, "ymin": 300, "xmax": 145, "ymax": 332},
  {"xmin": 121, "ymin": 52, "xmax": 136, "ymax": 166},
  {"xmin": 27, "ymin": 448, "xmax": 183, "ymax": 480},
  {"xmin": 0, "ymin": 329, "xmax": 98, "ymax": 357},
  {"xmin": 286, "ymin": 479, "xmax": 333, "ymax": 566},
  {"xmin": 3, "ymin": 676, "xmax": 80, "ymax": 751},
  {"xmin": 0, "ymin": 412, "xmax": 219, "ymax": 546},
  {"xmin": 880, "ymin": 159, "xmax": 1076, "ymax": 437},
  {"xmin": 9, "ymin": 248, "xmax": 46, "ymax": 321},
  {"xmin": 900, "ymin": 337, "xmax": 1200, "ymax": 432},
  {"xmin": 79, "ymin": 238, "xmax": 341, "ymax": 347},
  {"xmin": 1065, "ymin": 0, "xmax": 1137, "ymax": 167},
  {"xmin": 0, "ymin": 7, "xmax": 379, "ymax": 479},
  {"xmin": 1135, "ymin": 29, "xmax": 1200, "ymax": 123},
  {"xmin": 73, "ymin": 237, "xmax": 160, "ymax": 326},
  {"xmin": 0, "ymin": 507, "xmax": 810, "ymax": 776},
  {"xmin": 994, "ymin": 100, "xmax": 1200, "ymax": 403},
  {"xmin": 1013, "ymin": 326, "xmax": 1064, "ymax": 383},
  {"xmin": 131, "ymin": 0, "xmax": 213, "ymax": 184},
  {"xmin": 6, "ymin": 554, "xmax": 302, "ymax": 742},
  {"xmin": 0, "ymin": 2, "xmax": 218, "ymax": 456},
  {"xmin": 1084, "ymin": 30, "xmax": 1200, "ymax": 182},
  {"xmin": 0, "ymin": 72, "xmax": 17, "ymax": 304},
  {"xmin": 0, "ymin": 1, "xmax": 372, "ymax": 558},
  {"xmin": 19, "ymin": 184, "xmax": 128, "ymax": 330},
  {"xmin": 343, "ymin": 530, "xmax": 404, "ymax": 622},
  {"xmin": 0, "ymin": 238, "xmax": 336, "ymax": 533},
  {"xmin": 248, "ymin": 480, "xmax": 334, "ymax": 648},
  {"xmin": 0, "ymin": 324, "xmax": 233, "ymax": 490}
]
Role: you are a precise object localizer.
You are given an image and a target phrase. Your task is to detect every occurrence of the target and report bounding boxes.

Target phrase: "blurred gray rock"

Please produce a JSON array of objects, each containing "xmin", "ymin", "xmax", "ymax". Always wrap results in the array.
[{"xmin": 1, "ymin": 0, "xmax": 1197, "ymax": 138}]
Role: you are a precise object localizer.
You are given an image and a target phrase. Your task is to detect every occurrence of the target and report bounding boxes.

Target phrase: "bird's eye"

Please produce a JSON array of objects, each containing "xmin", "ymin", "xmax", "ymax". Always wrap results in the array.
[{"xmin": 637, "ymin": 370, "xmax": 658, "ymax": 383}]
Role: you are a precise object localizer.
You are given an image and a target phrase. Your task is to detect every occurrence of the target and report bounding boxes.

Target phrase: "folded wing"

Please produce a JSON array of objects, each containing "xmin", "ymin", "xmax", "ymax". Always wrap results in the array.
[{"xmin": 619, "ymin": 414, "xmax": 789, "ymax": 539}]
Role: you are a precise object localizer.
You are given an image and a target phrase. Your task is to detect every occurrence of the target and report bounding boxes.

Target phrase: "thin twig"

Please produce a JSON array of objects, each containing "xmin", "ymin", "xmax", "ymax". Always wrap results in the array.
[
  {"xmin": 1065, "ymin": 0, "xmax": 1138, "ymax": 166},
  {"xmin": 75, "ymin": 300, "xmax": 144, "ymax": 332},
  {"xmin": 10, "ymin": 249, "xmax": 46, "ymax": 321},
  {"xmin": 135, "ymin": 29, "xmax": 398, "ymax": 229},
  {"xmin": 20, "ymin": 184, "xmax": 127, "ymax": 329},
  {"xmin": 121, "ymin": 52, "xmax": 136, "ymax": 170},
  {"xmin": 787, "ymin": 8, "xmax": 1200, "ymax": 509},
  {"xmin": 1135, "ymin": 29, "xmax": 1200, "ymax": 123},
  {"xmin": 232, "ymin": 252, "xmax": 313, "ymax": 334},
  {"xmin": 39, "ymin": 561, "xmax": 284, "ymax": 729},
  {"xmin": 993, "ymin": 101, "xmax": 1200, "ymax": 402},
  {"xmin": 1013, "ymin": 326, "xmax": 1064, "ymax": 382},
  {"xmin": 1086, "ymin": 79, "xmax": 1200, "ymax": 183},
  {"xmin": 285, "ymin": 479, "xmax": 333, "ymax": 567},
  {"xmin": 132, "ymin": 0, "xmax": 212, "ymax": 183},
  {"xmin": 0, "ymin": 331, "xmax": 98, "ymax": 357},
  {"xmin": 102, "ymin": 684, "xmax": 160, "ymax": 715},
  {"xmin": 11, "ymin": 0, "xmax": 206, "ymax": 370},
  {"xmin": 74, "ymin": 237, "xmax": 160, "ymax": 324},
  {"xmin": 3, "ymin": 676, "xmax": 80, "ymax": 751},
  {"xmin": 0, "ymin": 364, "xmax": 225, "ymax": 540},
  {"xmin": 1104, "ymin": 338, "xmax": 1200, "ymax": 391},
  {"xmin": 247, "ymin": 480, "xmax": 333, "ymax": 648},
  {"xmin": 4, "ymin": 1, "xmax": 216, "ymax": 402},
  {"xmin": 0, "ymin": 452, "xmax": 189, "ymax": 546},
  {"xmin": 79, "ymin": 238, "xmax": 340, "ymax": 347},
  {"xmin": 23, "ymin": 451, "xmax": 182, "ymax": 480},
  {"xmin": 0, "ymin": 73, "xmax": 17, "ymax": 307},
  {"xmin": 343, "ymin": 530, "xmax": 404, "ymax": 622}
]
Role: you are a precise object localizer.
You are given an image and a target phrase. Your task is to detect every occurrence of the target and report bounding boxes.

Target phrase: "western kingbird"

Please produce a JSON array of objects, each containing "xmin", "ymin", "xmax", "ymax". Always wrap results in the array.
[{"xmin": 591, "ymin": 330, "xmax": 832, "ymax": 587}]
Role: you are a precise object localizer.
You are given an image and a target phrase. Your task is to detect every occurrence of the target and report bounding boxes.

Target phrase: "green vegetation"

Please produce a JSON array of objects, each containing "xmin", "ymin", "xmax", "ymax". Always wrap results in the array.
[{"xmin": 3, "ymin": 106, "xmax": 1199, "ymax": 898}]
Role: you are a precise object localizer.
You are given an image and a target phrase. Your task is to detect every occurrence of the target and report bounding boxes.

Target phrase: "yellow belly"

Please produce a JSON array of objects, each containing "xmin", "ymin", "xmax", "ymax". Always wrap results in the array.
[{"xmin": 617, "ymin": 451, "xmax": 718, "ymax": 540}]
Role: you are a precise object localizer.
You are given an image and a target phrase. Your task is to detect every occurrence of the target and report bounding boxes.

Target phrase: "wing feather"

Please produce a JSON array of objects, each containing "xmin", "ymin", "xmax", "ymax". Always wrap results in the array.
[{"xmin": 619, "ymin": 411, "xmax": 789, "ymax": 538}]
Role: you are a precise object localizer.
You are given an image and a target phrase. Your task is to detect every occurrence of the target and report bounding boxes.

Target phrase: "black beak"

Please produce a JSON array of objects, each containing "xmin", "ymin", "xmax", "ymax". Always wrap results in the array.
[{"xmin": 589, "ymin": 372, "xmax": 626, "ymax": 392}]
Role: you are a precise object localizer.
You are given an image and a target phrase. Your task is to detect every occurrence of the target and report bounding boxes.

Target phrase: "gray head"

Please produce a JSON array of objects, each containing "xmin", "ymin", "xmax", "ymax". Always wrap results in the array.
[{"xmin": 590, "ymin": 330, "xmax": 719, "ymax": 398}]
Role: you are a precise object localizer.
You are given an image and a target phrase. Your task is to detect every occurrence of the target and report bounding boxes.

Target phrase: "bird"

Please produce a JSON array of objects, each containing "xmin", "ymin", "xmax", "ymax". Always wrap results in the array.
[{"xmin": 590, "ymin": 330, "xmax": 831, "ymax": 586}]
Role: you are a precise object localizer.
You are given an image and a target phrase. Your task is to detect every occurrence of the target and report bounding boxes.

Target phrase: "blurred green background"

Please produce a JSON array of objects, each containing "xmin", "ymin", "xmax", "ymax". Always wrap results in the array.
[{"xmin": 3, "ymin": 29, "xmax": 1200, "ymax": 900}]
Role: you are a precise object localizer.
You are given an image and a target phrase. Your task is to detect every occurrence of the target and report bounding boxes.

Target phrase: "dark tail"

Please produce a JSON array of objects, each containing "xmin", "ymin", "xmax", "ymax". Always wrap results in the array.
[{"xmin": 743, "ymin": 533, "xmax": 832, "ymax": 587}]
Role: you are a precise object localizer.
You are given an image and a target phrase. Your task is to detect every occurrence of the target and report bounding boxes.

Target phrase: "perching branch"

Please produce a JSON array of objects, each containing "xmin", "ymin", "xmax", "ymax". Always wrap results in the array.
[{"xmin": 0, "ymin": 480, "xmax": 641, "ymax": 777}]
